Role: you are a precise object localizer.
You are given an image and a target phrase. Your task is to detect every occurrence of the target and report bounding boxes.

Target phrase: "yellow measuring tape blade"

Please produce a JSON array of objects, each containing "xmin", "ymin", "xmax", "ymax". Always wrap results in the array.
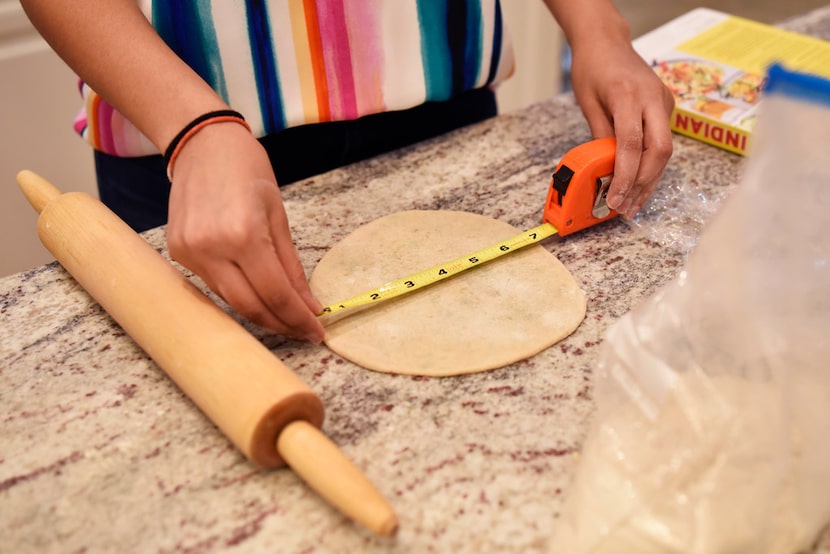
[{"xmin": 318, "ymin": 221, "xmax": 558, "ymax": 316}]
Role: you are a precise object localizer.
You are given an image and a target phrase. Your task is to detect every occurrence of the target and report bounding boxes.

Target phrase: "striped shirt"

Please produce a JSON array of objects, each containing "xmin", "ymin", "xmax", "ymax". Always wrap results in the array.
[{"xmin": 74, "ymin": 0, "xmax": 515, "ymax": 157}]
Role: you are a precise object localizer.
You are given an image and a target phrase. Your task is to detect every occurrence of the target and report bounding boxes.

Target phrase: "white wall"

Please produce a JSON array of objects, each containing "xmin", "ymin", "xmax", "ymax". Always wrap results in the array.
[
  {"xmin": 0, "ymin": 0, "xmax": 97, "ymax": 277},
  {"xmin": 0, "ymin": 2, "xmax": 562, "ymax": 278},
  {"xmin": 496, "ymin": 2, "xmax": 563, "ymax": 114}
]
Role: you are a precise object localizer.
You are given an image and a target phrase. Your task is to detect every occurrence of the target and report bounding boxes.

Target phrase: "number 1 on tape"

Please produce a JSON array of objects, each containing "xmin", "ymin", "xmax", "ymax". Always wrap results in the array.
[{"xmin": 318, "ymin": 222, "xmax": 558, "ymax": 317}]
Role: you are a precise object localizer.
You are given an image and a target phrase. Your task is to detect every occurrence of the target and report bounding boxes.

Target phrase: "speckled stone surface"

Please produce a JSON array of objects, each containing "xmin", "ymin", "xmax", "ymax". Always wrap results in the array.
[{"xmin": 3, "ymin": 8, "xmax": 830, "ymax": 553}]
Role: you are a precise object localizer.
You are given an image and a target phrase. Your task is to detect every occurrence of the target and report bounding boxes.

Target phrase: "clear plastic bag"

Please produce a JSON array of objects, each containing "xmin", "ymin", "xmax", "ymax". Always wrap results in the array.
[
  {"xmin": 623, "ymin": 164, "xmax": 726, "ymax": 255},
  {"xmin": 551, "ymin": 64, "xmax": 830, "ymax": 553}
]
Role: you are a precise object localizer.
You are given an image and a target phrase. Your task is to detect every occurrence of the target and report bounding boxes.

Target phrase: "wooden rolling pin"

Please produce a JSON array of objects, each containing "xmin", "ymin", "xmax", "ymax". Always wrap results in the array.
[{"xmin": 17, "ymin": 170, "xmax": 398, "ymax": 536}]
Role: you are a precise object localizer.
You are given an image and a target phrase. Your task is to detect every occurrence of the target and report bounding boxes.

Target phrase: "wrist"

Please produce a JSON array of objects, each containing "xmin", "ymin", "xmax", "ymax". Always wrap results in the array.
[{"xmin": 164, "ymin": 110, "xmax": 251, "ymax": 181}]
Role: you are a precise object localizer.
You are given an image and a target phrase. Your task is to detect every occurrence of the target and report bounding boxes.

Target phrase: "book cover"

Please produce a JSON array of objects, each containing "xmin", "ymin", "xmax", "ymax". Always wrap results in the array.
[{"xmin": 633, "ymin": 8, "xmax": 830, "ymax": 155}]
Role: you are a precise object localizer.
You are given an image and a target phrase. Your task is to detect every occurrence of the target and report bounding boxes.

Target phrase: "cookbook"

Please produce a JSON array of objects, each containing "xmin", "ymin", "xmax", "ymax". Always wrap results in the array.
[{"xmin": 633, "ymin": 8, "xmax": 830, "ymax": 155}]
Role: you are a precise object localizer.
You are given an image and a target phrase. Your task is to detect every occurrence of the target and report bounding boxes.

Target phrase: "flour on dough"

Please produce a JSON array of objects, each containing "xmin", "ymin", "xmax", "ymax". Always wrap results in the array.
[{"xmin": 309, "ymin": 210, "xmax": 587, "ymax": 376}]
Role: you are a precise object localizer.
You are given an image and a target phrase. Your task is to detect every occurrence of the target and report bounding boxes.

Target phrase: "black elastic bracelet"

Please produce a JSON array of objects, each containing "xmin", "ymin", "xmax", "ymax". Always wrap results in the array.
[{"xmin": 163, "ymin": 109, "xmax": 247, "ymax": 165}]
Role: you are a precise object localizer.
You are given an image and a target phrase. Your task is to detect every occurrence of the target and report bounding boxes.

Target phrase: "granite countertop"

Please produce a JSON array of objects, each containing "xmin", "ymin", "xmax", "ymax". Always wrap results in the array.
[{"xmin": 3, "ymin": 8, "xmax": 830, "ymax": 553}]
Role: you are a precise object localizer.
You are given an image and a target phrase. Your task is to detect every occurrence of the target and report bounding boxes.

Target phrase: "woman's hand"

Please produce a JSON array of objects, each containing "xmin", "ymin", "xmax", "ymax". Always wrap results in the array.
[
  {"xmin": 166, "ymin": 122, "xmax": 326, "ymax": 343},
  {"xmin": 544, "ymin": 0, "xmax": 675, "ymax": 219},
  {"xmin": 570, "ymin": 35, "xmax": 675, "ymax": 219}
]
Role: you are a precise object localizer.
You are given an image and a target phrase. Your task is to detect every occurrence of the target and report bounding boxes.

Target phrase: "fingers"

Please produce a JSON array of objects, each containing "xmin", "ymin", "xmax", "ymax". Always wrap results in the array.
[
  {"xmin": 606, "ymin": 117, "xmax": 644, "ymax": 218},
  {"xmin": 203, "ymin": 259, "xmax": 311, "ymax": 339},
  {"xmin": 570, "ymin": 42, "xmax": 675, "ymax": 219},
  {"xmin": 580, "ymin": 96, "xmax": 614, "ymax": 140},
  {"xmin": 609, "ymin": 122, "xmax": 673, "ymax": 219},
  {"xmin": 165, "ymin": 125, "xmax": 328, "ymax": 343},
  {"xmin": 588, "ymin": 91, "xmax": 673, "ymax": 220},
  {"xmin": 265, "ymin": 187, "xmax": 325, "ymax": 318},
  {"xmin": 582, "ymin": 95, "xmax": 648, "ymax": 219},
  {"xmin": 168, "ymin": 214, "xmax": 324, "ymax": 343},
  {"xmin": 234, "ymin": 225, "xmax": 325, "ymax": 343}
]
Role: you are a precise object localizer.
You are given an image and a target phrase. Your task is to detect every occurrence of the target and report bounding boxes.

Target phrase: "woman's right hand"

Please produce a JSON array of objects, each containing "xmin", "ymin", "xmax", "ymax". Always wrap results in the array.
[{"xmin": 165, "ymin": 121, "xmax": 326, "ymax": 343}]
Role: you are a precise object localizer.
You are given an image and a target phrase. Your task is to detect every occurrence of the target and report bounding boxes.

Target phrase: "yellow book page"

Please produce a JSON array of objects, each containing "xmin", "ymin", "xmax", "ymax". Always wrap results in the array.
[{"xmin": 677, "ymin": 17, "xmax": 830, "ymax": 78}]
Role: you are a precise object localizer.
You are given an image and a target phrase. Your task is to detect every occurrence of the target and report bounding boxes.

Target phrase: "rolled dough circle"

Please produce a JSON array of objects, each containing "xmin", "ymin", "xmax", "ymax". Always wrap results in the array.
[{"xmin": 309, "ymin": 210, "xmax": 587, "ymax": 376}]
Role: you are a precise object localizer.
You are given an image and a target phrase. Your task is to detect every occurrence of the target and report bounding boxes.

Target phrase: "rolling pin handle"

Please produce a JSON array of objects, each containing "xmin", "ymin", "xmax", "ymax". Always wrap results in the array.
[
  {"xmin": 277, "ymin": 420, "xmax": 399, "ymax": 536},
  {"xmin": 17, "ymin": 170, "xmax": 63, "ymax": 214}
]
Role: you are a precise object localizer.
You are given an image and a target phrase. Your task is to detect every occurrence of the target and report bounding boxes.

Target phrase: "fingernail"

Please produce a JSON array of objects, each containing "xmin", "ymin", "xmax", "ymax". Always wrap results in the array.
[
  {"xmin": 608, "ymin": 193, "xmax": 625, "ymax": 210},
  {"xmin": 303, "ymin": 292, "xmax": 324, "ymax": 314},
  {"xmin": 306, "ymin": 330, "xmax": 325, "ymax": 345}
]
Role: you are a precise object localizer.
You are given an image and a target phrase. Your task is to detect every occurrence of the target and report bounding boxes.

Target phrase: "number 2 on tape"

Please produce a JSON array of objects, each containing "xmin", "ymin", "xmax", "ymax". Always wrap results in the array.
[{"xmin": 319, "ymin": 222, "xmax": 558, "ymax": 316}]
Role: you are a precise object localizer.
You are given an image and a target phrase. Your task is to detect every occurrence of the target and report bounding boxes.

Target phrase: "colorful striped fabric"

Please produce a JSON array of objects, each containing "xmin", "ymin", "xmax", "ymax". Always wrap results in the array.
[{"xmin": 74, "ymin": 0, "xmax": 515, "ymax": 157}]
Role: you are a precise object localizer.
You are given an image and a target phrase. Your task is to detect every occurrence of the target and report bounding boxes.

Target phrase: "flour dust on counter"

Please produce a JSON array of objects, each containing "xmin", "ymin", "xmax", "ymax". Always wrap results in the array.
[{"xmin": 309, "ymin": 210, "xmax": 587, "ymax": 376}]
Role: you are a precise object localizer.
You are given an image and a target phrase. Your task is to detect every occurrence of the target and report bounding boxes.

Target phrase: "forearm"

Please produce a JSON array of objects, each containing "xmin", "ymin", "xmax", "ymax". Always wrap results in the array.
[
  {"xmin": 20, "ymin": 0, "xmax": 228, "ymax": 152},
  {"xmin": 542, "ymin": 0, "xmax": 632, "ymax": 50}
]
